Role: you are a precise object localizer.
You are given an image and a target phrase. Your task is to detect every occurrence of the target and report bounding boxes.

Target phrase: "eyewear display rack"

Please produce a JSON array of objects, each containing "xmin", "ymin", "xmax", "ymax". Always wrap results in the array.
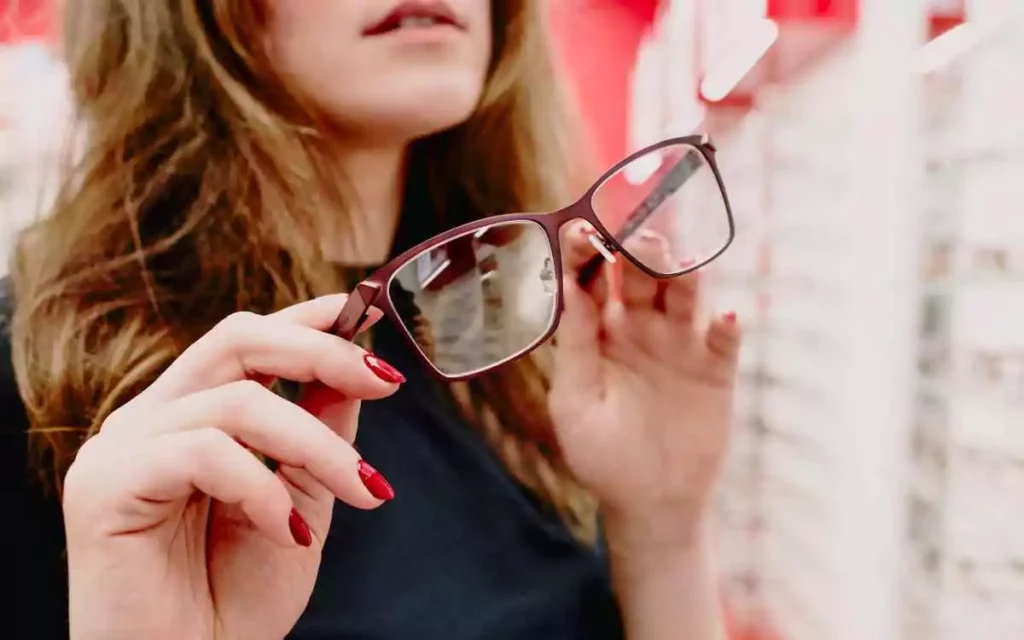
[
  {"xmin": 708, "ymin": 76, "xmax": 869, "ymax": 640},
  {"xmin": 904, "ymin": 16, "xmax": 1024, "ymax": 640},
  {"xmin": 702, "ymin": 106, "xmax": 777, "ymax": 640},
  {"xmin": 699, "ymin": 66, "xmax": 884, "ymax": 639},
  {"xmin": 695, "ymin": 4, "xmax": 928, "ymax": 639}
]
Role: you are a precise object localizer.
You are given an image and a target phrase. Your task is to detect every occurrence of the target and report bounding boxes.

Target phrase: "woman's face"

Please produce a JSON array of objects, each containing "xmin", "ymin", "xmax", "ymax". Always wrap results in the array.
[{"xmin": 264, "ymin": 0, "xmax": 493, "ymax": 144}]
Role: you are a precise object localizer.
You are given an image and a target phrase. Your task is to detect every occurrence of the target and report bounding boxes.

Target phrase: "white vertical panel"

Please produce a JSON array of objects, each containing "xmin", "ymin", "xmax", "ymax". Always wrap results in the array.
[{"xmin": 829, "ymin": 2, "xmax": 927, "ymax": 639}]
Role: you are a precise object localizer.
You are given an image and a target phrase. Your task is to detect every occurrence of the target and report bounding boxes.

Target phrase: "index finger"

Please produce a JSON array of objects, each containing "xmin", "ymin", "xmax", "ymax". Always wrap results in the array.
[
  {"xmin": 560, "ymin": 221, "xmax": 601, "ymax": 272},
  {"xmin": 270, "ymin": 294, "xmax": 384, "ymax": 333},
  {"xmin": 561, "ymin": 221, "xmax": 614, "ymax": 304},
  {"xmin": 129, "ymin": 298, "xmax": 396, "ymax": 408}
]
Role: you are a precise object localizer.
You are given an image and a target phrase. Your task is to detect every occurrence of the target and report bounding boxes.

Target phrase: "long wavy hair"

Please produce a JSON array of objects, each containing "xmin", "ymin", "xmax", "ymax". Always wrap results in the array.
[{"xmin": 10, "ymin": 0, "xmax": 597, "ymax": 537}]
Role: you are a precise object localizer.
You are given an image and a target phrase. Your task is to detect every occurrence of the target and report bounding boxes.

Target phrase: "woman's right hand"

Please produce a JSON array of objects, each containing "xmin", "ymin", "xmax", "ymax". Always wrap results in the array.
[{"xmin": 61, "ymin": 295, "xmax": 405, "ymax": 640}]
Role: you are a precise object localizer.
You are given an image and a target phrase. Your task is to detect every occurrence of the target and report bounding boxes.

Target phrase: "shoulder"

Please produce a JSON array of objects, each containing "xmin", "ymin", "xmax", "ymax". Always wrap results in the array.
[
  {"xmin": 0, "ymin": 276, "xmax": 71, "ymax": 638},
  {"xmin": 0, "ymin": 274, "xmax": 36, "ymax": 493},
  {"xmin": 0, "ymin": 279, "xmax": 23, "ymax": 409},
  {"xmin": 0, "ymin": 277, "xmax": 28, "ymax": 435}
]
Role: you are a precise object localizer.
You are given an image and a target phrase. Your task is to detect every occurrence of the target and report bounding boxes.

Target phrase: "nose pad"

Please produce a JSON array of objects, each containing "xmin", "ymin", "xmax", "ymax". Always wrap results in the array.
[{"xmin": 587, "ymin": 233, "xmax": 618, "ymax": 264}]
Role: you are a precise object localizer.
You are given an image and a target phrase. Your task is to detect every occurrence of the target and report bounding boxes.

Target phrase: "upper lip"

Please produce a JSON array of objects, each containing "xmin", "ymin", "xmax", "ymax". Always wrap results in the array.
[{"xmin": 363, "ymin": 1, "xmax": 465, "ymax": 36}]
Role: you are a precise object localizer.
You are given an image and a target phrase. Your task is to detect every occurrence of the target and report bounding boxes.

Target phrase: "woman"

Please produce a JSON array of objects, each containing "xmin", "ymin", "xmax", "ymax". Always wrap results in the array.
[{"xmin": 1, "ymin": 1, "xmax": 741, "ymax": 638}]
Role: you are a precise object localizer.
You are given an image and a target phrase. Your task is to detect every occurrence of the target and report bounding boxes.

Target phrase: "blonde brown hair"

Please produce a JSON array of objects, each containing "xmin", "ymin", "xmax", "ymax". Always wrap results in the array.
[{"xmin": 10, "ymin": 0, "xmax": 597, "ymax": 536}]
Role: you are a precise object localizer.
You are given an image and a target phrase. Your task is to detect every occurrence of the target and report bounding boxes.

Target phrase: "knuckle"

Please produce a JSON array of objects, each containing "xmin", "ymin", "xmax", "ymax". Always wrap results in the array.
[
  {"xmin": 254, "ymin": 465, "xmax": 284, "ymax": 498},
  {"xmin": 62, "ymin": 435, "xmax": 116, "ymax": 517},
  {"xmin": 61, "ymin": 470, "xmax": 93, "ymax": 521},
  {"xmin": 220, "ymin": 379, "xmax": 270, "ymax": 419},
  {"xmin": 99, "ymin": 406, "xmax": 130, "ymax": 435},
  {"xmin": 62, "ymin": 440, "xmax": 97, "ymax": 490},
  {"xmin": 229, "ymin": 377, "xmax": 268, "ymax": 400},
  {"xmin": 212, "ymin": 311, "xmax": 263, "ymax": 342},
  {"xmin": 185, "ymin": 427, "xmax": 232, "ymax": 469},
  {"xmin": 103, "ymin": 405, "xmax": 127, "ymax": 427}
]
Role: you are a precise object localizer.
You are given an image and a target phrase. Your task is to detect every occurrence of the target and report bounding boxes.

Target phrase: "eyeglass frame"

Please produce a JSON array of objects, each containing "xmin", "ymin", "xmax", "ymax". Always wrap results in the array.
[{"xmin": 329, "ymin": 134, "xmax": 737, "ymax": 381}]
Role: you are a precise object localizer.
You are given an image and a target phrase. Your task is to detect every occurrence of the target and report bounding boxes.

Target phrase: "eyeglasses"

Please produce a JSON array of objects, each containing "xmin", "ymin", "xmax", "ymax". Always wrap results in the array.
[
  {"xmin": 330, "ymin": 135, "xmax": 735, "ymax": 379},
  {"xmin": 923, "ymin": 242, "xmax": 1024, "ymax": 281},
  {"xmin": 917, "ymin": 345, "xmax": 1024, "ymax": 404}
]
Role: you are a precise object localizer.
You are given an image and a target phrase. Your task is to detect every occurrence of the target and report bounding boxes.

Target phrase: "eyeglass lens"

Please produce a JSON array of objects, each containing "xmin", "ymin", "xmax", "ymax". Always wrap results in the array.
[
  {"xmin": 387, "ymin": 220, "xmax": 557, "ymax": 377},
  {"xmin": 590, "ymin": 143, "xmax": 731, "ymax": 275}
]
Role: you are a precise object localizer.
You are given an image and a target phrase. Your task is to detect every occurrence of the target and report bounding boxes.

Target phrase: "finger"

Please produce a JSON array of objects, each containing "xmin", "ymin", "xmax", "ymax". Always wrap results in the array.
[
  {"xmin": 560, "ymin": 220, "xmax": 609, "ymax": 307},
  {"xmin": 121, "ymin": 380, "xmax": 387, "ymax": 510},
  {"xmin": 552, "ymin": 272, "xmax": 603, "ymax": 392},
  {"xmin": 269, "ymin": 294, "xmax": 384, "ymax": 333},
  {"xmin": 135, "ymin": 428, "xmax": 298, "ymax": 547},
  {"xmin": 664, "ymin": 267, "xmax": 701, "ymax": 323},
  {"xmin": 285, "ymin": 384, "xmax": 368, "ymax": 524},
  {"xmin": 137, "ymin": 294, "xmax": 383, "ymax": 400},
  {"xmin": 250, "ymin": 298, "xmax": 383, "ymax": 390},
  {"xmin": 560, "ymin": 220, "xmax": 599, "ymax": 269},
  {"xmin": 136, "ymin": 311, "xmax": 404, "ymax": 406},
  {"xmin": 624, "ymin": 230, "xmax": 674, "ymax": 271},
  {"xmin": 300, "ymin": 382, "xmax": 361, "ymax": 444},
  {"xmin": 706, "ymin": 311, "xmax": 741, "ymax": 364},
  {"xmin": 619, "ymin": 231, "xmax": 670, "ymax": 309}
]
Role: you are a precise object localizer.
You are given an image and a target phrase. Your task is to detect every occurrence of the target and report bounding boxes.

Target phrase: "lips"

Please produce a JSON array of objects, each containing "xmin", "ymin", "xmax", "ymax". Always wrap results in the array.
[{"xmin": 363, "ymin": 0, "xmax": 464, "ymax": 36}]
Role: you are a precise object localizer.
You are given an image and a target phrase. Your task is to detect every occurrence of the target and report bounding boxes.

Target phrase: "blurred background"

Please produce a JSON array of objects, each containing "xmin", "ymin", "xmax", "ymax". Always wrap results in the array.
[{"xmin": 2, "ymin": 1, "xmax": 1023, "ymax": 639}]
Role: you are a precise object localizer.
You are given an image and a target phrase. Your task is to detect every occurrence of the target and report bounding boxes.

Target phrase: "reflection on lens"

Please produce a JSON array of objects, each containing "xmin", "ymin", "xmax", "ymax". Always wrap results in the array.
[
  {"xmin": 388, "ymin": 220, "xmax": 557, "ymax": 377},
  {"xmin": 590, "ymin": 143, "xmax": 731, "ymax": 275}
]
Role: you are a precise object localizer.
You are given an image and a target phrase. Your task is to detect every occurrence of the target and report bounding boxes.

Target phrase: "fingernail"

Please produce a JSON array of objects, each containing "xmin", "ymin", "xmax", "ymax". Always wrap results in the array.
[
  {"xmin": 723, "ymin": 311, "xmax": 737, "ymax": 325},
  {"xmin": 289, "ymin": 508, "xmax": 313, "ymax": 547},
  {"xmin": 680, "ymin": 259, "xmax": 697, "ymax": 269},
  {"xmin": 364, "ymin": 352, "xmax": 405, "ymax": 384},
  {"xmin": 358, "ymin": 460, "xmax": 395, "ymax": 501},
  {"xmin": 579, "ymin": 223, "xmax": 597, "ymax": 237}
]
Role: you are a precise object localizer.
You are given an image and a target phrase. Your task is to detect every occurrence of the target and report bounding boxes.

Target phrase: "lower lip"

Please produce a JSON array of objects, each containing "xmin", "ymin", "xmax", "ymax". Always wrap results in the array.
[{"xmin": 366, "ymin": 23, "xmax": 463, "ymax": 43}]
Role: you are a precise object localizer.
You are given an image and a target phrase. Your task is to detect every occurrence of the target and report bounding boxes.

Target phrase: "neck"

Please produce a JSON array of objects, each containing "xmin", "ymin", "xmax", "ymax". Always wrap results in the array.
[{"xmin": 325, "ymin": 145, "xmax": 407, "ymax": 266}]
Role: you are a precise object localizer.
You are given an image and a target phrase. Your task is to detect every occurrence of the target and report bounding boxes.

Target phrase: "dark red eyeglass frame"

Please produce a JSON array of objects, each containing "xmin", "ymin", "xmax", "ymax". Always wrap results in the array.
[{"xmin": 329, "ymin": 134, "xmax": 736, "ymax": 381}]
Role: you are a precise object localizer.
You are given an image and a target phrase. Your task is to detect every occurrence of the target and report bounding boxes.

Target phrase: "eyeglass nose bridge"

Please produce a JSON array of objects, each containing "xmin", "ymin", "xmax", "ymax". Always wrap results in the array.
[{"xmin": 549, "ymin": 202, "xmax": 620, "ymax": 267}]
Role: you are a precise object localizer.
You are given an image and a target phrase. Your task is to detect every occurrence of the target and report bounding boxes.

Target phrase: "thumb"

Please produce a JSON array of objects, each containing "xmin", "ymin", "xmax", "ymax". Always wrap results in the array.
[{"xmin": 552, "ymin": 272, "xmax": 603, "ymax": 394}]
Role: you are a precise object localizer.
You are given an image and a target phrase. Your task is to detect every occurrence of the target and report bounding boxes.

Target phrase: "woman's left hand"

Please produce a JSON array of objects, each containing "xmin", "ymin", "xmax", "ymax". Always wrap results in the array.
[{"xmin": 550, "ymin": 222, "xmax": 742, "ymax": 551}]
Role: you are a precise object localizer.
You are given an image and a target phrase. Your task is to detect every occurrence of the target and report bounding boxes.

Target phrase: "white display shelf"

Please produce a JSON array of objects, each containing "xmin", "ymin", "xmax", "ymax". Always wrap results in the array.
[{"xmin": 905, "ymin": 9, "xmax": 1024, "ymax": 639}]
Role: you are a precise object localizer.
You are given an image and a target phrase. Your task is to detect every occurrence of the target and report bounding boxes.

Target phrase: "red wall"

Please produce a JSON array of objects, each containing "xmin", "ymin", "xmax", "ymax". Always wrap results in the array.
[
  {"xmin": 549, "ymin": 0, "xmax": 661, "ymax": 172},
  {"xmin": 0, "ymin": 0, "xmax": 54, "ymax": 42},
  {"xmin": 2, "ymin": 0, "xmax": 654, "ymax": 171}
]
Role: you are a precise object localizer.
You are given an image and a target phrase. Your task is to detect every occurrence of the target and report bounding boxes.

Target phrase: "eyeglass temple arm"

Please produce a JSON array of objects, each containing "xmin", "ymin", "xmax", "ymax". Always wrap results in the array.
[
  {"xmin": 331, "ymin": 281, "xmax": 383, "ymax": 341},
  {"xmin": 578, "ymin": 148, "xmax": 707, "ymax": 287}
]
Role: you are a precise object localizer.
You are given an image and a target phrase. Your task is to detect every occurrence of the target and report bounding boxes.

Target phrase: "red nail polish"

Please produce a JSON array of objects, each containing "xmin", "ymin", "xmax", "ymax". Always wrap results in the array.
[
  {"xmin": 723, "ymin": 311, "xmax": 737, "ymax": 325},
  {"xmin": 289, "ymin": 508, "xmax": 313, "ymax": 547},
  {"xmin": 358, "ymin": 460, "xmax": 395, "ymax": 501},
  {"xmin": 363, "ymin": 352, "xmax": 405, "ymax": 384}
]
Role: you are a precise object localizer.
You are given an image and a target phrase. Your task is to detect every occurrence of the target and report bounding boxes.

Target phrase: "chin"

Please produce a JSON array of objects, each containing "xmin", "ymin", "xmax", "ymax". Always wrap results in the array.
[
  {"xmin": 405, "ymin": 100, "xmax": 480, "ymax": 139},
  {"xmin": 329, "ymin": 77, "xmax": 484, "ymax": 143}
]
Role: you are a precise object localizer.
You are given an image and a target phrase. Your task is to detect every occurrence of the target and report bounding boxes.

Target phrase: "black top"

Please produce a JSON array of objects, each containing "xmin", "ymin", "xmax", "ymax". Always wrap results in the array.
[{"xmin": 0, "ymin": 203, "xmax": 624, "ymax": 639}]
